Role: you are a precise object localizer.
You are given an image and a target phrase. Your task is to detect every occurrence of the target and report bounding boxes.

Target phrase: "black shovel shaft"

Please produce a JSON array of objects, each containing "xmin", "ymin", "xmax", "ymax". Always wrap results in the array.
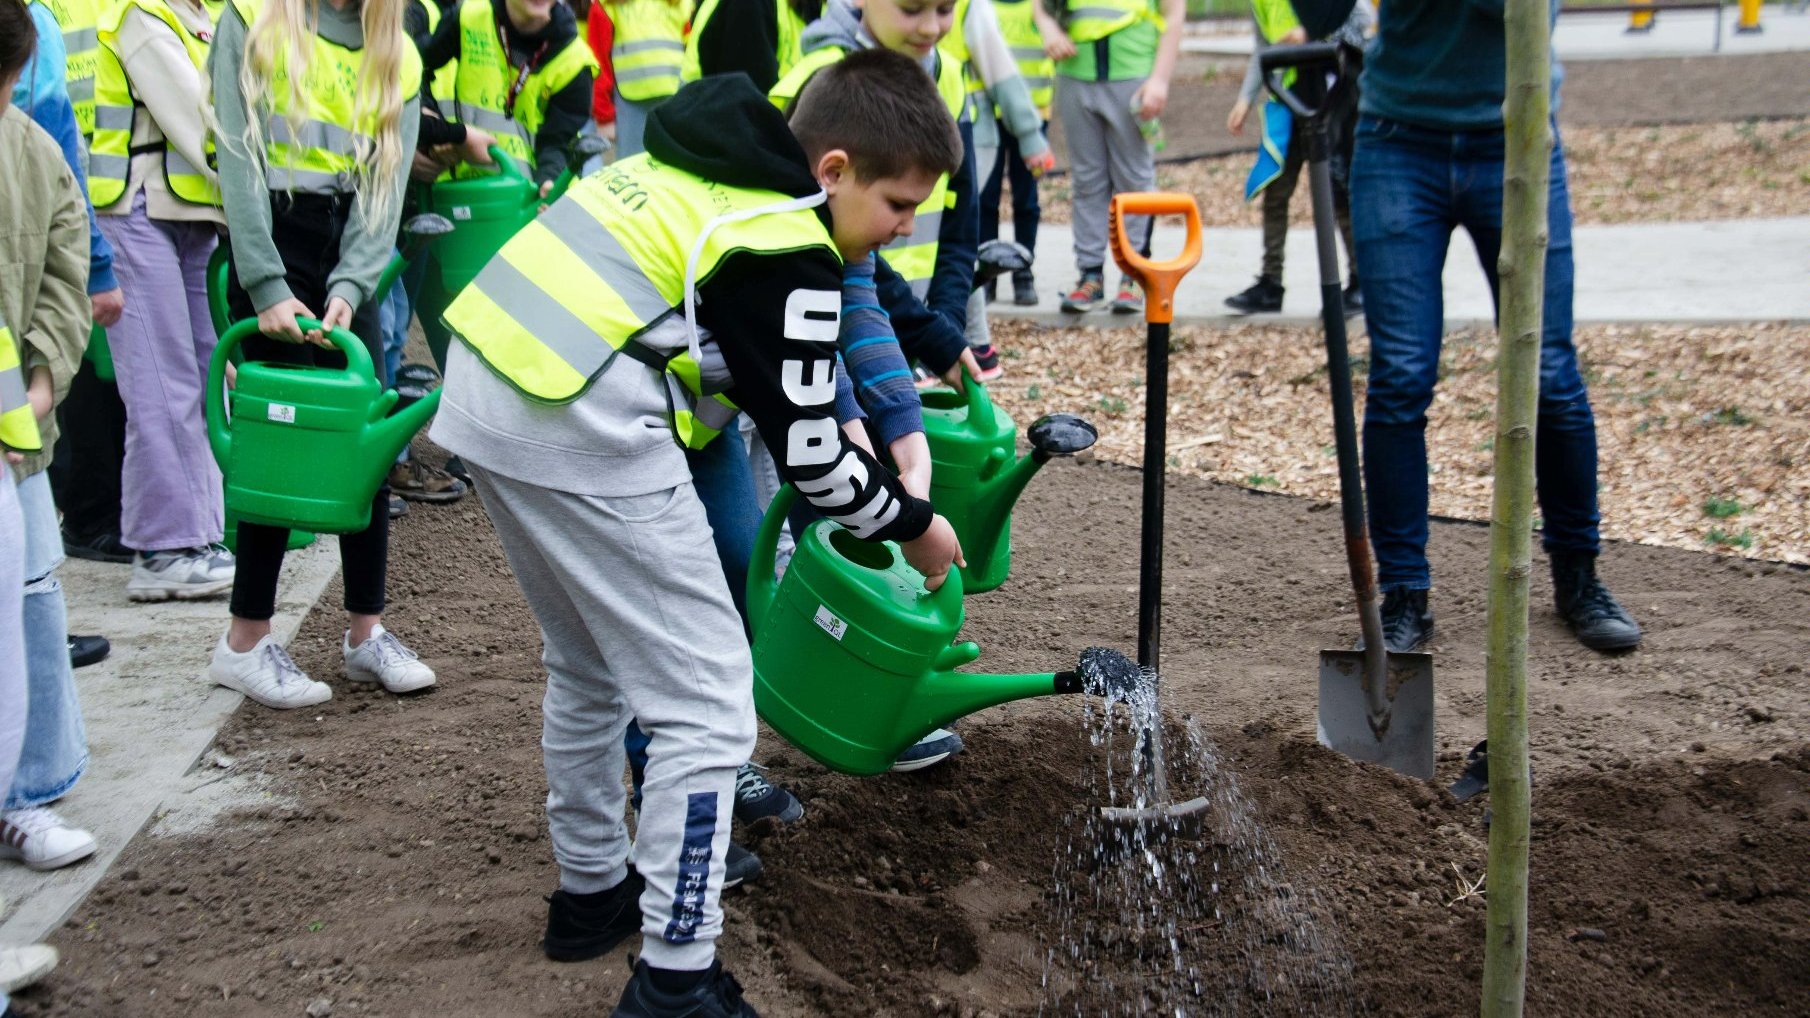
[
  {"xmin": 1138, "ymin": 319, "xmax": 1170, "ymax": 671},
  {"xmin": 1308, "ymin": 150, "xmax": 1390, "ymax": 701}
]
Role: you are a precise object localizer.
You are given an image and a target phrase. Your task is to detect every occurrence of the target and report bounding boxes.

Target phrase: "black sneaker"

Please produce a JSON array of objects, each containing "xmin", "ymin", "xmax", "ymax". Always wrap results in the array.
[
  {"xmin": 388, "ymin": 494, "xmax": 409, "ymax": 520},
  {"xmin": 1012, "ymin": 269, "xmax": 1037, "ymax": 306},
  {"xmin": 723, "ymin": 842, "xmax": 762, "ymax": 889},
  {"xmin": 1550, "ymin": 552, "xmax": 1642, "ymax": 652},
  {"xmin": 1358, "ymin": 588, "xmax": 1434, "ymax": 653},
  {"xmin": 443, "ymin": 454, "xmax": 472, "ymax": 484},
  {"xmin": 611, "ymin": 959, "xmax": 759, "ymax": 1018},
  {"xmin": 543, "ymin": 870, "xmax": 645, "ymax": 962},
  {"xmin": 68, "ymin": 634, "xmax": 111, "ymax": 669},
  {"xmin": 1224, "ymin": 275, "xmax": 1284, "ymax": 315},
  {"xmin": 733, "ymin": 763, "xmax": 803, "ymax": 826},
  {"xmin": 1341, "ymin": 281, "xmax": 1363, "ymax": 319},
  {"xmin": 63, "ymin": 531, "xmax": 134, "ymax": 564}
]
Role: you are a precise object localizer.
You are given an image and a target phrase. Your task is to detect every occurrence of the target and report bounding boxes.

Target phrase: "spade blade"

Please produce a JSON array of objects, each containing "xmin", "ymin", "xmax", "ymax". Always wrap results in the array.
[{"xmin": 1316, "ymin": 648, "xmax": 1436, "ymax": 780}]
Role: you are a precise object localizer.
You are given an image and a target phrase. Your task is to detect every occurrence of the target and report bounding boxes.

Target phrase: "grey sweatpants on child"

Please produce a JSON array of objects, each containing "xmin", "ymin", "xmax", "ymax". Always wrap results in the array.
[
  {"xmin": 1056, "ymin": 76, "xmax": 1155, "ymax": 275},
  {"xmin": 468, "ymin": 463, "xmax": 756, "ymax": 971}
]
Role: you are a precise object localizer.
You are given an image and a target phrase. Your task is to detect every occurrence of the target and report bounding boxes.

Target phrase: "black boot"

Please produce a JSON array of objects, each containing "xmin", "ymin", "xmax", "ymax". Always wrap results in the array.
[
  {"xmin": 1341, "ymin": 279, "xmax": 1363, "ymax": 319},
  {"xmin": 1359, "ymin": 588, "xmax": 1434, "ymax": 653},
  {"xmin": 543, "ymin": 870, "xmax": 645, "ymax": 962},
  {"xmin": 1011, "ymin": 269, "xmax": 1038, "ymax": 307},
  {"xmin": 1224, "ymin": 275, "xmax": 1283, "ymax": 315},
  {"xmin": 1550, "ymin": 551, "xmax": 1642, "ymax": 652},
  {"xmin": 612, "ymin": 959, "xmax": 759, "ymax": 1018},
  {"xmin": 68, "ymin": 634, "xmax": 111, "ymax": 668}
]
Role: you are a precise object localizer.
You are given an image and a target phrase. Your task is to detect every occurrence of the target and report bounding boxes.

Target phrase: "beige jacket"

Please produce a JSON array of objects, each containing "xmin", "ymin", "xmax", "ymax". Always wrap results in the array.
[
  {"xmin": 1, "ymin": 106, "xmax": 92, "ymax": 479},
  {"xmin": 98, "ymin": 1, "xmax": 223, "ymax": 224}
]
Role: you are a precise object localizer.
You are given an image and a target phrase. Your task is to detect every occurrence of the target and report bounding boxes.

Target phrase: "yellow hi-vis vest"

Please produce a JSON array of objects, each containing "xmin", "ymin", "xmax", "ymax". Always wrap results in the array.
[
  {"xmin": 768, "ymin": 45, "xmax": 965, "ymax": 298},
  {"xmin": 1062, "ymin": 0, "xmax": 1163, "ymax": 45},
  {"xmin": 680, "ymin": 0, "xmax": 803, "ymax": 84},
  {"xmin": 0, "ymin": 316, "xmax": 44, "ymax": 455},
  {"xmin": 994, "ymin": 0, "xmax": 1052, "ymax": 116},
  {"xmin": 442, "ymin": 154, "xmax": 838, "ymax": 450},
  {"xmin": 452, "ymin": 0, "xmax": 599, "ymax": 172},
  {"xmin": 42, "ymin": 0, "xmax": 101, "ymax": 141},
  {"xmin": 89, "ymin": 0, "xmax": 220, "ymax": 210},
  {"xmin": 229, "ymin": 0, "xmax": 423, "ymax": 195},
  {"xmin": 941, "ymin": 0, "xmax": 989, "ymax": 106},
  {"xmin": 610, "ymin": 0, "xmax": 688, "ymax": 102}
]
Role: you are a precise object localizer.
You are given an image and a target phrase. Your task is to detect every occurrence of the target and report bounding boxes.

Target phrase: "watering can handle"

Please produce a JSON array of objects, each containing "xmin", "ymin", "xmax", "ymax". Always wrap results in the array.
[
  {"xmin": 748, "ymin": 484, "xmax": 797, "ymax": 638},
  {"xmin": 1108, "ymin": 193, "xmax": 1203, "ymax": 326},
  {"xmin": 488, "ymin": 144, "xmax": 532, "ymax": 182},
  {"xmin": 206, "ymin": 315, "xmax": 372, "ymax": 471},
  {"xmin": 959, "ymin": 365, "xmax": 1003, "ymax": 440}
]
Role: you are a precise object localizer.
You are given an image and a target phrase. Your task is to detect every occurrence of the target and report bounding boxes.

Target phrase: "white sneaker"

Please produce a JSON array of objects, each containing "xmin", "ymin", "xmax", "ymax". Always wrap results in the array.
[
  {"xmin": 343, "ymin": 625, "xmax": 436, "ymax": 694},
  {"xmin": 0, "ymin": 807, "xmax": 98, "ymax": 871},
  {"xmin": 208, "ymin": 633, "xmax": 331, "ymax": 709},
  {"xmin": 126, "ymin": 546, "xmax": 235, "ymax": 602},
  {"xmin": 0, "ymin": 943, "xmax": 58, "ymax": 992}
]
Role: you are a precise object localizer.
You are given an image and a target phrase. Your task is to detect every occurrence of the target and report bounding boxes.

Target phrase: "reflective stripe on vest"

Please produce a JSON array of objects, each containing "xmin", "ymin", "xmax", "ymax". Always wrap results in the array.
[
  {"xmin": 452, "ymin": 0, "xmax": 598, "ymax": 174},
  {"xmin": 996, "ymin": 0, "xmax": 1053, "ymax": 113},
  {"xmin": 0, "ymin": 321, "xmax": 43, "ymax": 455},
  {"xmin": 1063, "ymin": 0, "xmax": 1163, "ymax": 44},
  {"xmin": 681, "ymin": 0, "xmax": 802, "ymax": 83},
  {"xmin": 770, "ymin": 46, "xmax": 962, "ymax": 293},
  {"xmin": 229, "ymin": 0, "xmax": 423, "ymax": 196},
  {"xmin": 43, "ymin": 0, "xmax": 100, "ymax": 139},
  {"xmin": 90, "ymin": 0, "xmax": 220, "ymax": 210},
  {"xmin": 610, "ymin": 0, "xmax": 688, "ymax": 102},
  {"xmin": 442, "ymin": 154, "xmax": 838, "ymax": 447}
]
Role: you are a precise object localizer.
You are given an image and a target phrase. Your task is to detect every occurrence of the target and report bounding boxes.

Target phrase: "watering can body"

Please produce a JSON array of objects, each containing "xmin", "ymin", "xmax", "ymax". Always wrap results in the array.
[
  {"xmin": 426, "ymin": 148, "xmax": 545, "ymax": 298},
  {"xmin": 920, "ymin": 378, "xmax": 1045, "ymax": 594},
  {"xmin": 206, "ymin": 317, "xmax": 440, "ymax": 534},
  {"xmin": 748, "ymin": 487, "xmax": 1066, "ymax": 775}
]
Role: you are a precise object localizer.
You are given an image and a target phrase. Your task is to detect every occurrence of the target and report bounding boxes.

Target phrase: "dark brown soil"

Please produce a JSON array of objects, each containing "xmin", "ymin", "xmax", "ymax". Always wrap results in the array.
[
  {"xmin": 1057, "ymin": 51, "xmax": 1810, "ymax": 164},
  {"xmin": 20, "ymin": 449, "xmax": 1810, "ymax": 1017}
]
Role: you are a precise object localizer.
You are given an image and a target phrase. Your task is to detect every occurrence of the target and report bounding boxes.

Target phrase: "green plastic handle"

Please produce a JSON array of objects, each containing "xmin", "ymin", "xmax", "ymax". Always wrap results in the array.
[
  {"xmin": 961, "ymin": 364, "xmax": 1000, "ymax": 439},
  {"xmin": 748, "ymin": 484, "xmax": 797, "ymax": 638},
  {"xmin": 487, "ymin": 144, "xmax": 531, "ymax": 182},
  {"xmin": 206, "ymin": 315, "xmax": 375, "ymax": 470}
]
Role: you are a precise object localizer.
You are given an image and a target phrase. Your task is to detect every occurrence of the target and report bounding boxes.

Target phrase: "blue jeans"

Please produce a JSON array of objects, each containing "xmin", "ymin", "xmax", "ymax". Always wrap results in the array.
[
  {"xmin": 626, "ymin": 426, "xmax": 762, "ymax": 805},
  {"xmin": 378, "ymin": 246, "xmax": 411, "ymax": 386},
  {"xmin": 7, "ymin": 472, "xmax": 88, "ymax": 811},
  {"xmin": 1350, "ymin": 114, "xmax": 1600, "ymax": 592}
]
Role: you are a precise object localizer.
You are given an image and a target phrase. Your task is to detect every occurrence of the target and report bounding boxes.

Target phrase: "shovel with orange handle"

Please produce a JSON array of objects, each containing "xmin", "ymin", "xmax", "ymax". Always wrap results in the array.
[{"xmin": 1098, "ymin": 193, "xmax": 1210, "ymax": 829}]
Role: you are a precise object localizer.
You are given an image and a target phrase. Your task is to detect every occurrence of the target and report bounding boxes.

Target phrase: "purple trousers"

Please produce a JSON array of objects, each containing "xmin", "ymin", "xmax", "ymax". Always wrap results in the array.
[{"xmin": 97, "ymin": 193, "xmax": 224, "ymax": 553}]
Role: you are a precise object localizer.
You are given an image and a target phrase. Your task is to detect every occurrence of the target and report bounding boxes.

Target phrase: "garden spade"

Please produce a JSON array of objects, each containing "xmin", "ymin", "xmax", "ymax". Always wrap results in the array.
[
  {"xmin": 1098, "ymin": 193, "xmax": 1209, "ymax": 826},
  {"xmin": 1261, "ymin": 42, "xmax": 1435, "ymax": 780}
]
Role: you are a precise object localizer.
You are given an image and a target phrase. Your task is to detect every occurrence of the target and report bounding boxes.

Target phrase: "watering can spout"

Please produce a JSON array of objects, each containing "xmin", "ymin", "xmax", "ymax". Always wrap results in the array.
[
  {"xmin": 365, "ymin": 387, "xmax": 442, "ymax": 477},
  {"xmin": 914, "ymin": 664, "xmax": 1068, "ymax": 735}
]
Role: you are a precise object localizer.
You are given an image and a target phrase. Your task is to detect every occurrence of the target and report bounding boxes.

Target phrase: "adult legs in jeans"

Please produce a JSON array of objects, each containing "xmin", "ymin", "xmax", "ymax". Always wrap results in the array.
[
  {"xmin": 7, "ymin": 473, "xmax": 87, "ymax": 811},
  {"xmin": 99, "ymin": 197, "xmax": 226, "ymax": 554},
  {"xmin": 1353, "ymin": 118, "xmax": 1598, "ymax": 593}
]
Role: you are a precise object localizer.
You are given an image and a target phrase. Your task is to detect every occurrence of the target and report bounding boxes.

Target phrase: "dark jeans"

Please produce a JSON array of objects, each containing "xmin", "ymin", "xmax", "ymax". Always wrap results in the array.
[
  {"xmin": 979, "ymin": 117, "xmax": 1044, "ymax": 257},
  {"xmin": 1350, "ymin": 114, "xmax": 1600, "ymax": 592},
  {"xmin": 225, "ymin": 193, "xmax": 391, "ymax": 620},
  {"xmin": 627, "ymin": 426, "xmax": 763, "ymax": 805},
  {"xmin": 49, "ymin": 357, "xmax": 128, "ymax": 543}
]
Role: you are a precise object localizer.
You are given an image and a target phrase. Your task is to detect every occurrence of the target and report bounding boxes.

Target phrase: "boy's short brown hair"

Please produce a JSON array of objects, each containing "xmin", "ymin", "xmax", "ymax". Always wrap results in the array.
[{"xmin": 789, "ymin": 48, "xmax": 962, "ymax": 183}]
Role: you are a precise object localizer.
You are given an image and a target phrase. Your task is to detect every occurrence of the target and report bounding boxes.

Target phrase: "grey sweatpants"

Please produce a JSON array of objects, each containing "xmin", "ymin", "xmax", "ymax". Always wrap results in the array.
[
  {"xmin": 469, "ymin": 464, "xmax": 757, "ymax": 971},
  {"xmin": 1055, "ymin": 75, "xmax": 1155, "ymax": 277}
]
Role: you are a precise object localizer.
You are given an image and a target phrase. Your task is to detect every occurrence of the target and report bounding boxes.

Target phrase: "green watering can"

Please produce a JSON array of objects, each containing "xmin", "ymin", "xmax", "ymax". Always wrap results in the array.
[
  {"xmin": 426, "ymin": 136, "xmax": 602, "ymax": 296},
  {"xmin": 919, "ymin": 373, "xmax": 1097, "ymax": 593},
  {"xmin": 206, "ymin": 316, "xmax": 441, "ymax": 534},
  {"xmin": 747, "ymin": 486, "xmax": 1134, "ymax": 775}
]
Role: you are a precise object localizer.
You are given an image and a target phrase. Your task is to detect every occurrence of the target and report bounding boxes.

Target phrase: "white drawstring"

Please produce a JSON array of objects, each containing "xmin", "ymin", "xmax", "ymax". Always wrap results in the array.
[{"xmin": 681, "ymin": 190, "xmax": 830, "ymax": 368}]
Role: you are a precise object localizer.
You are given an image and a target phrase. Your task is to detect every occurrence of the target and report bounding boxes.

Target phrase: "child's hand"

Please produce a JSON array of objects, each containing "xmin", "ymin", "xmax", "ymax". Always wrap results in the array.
[
  {"xmin": 26, "ymin": 366, "xmax": 52, "ymax": 422},
  {"xmin": 309, "ymin": 296, "xmax": 354, "ymax": 348},
  {"xmin": 888, "ymin": 432, "xmax": 933, "ymax": 502},
  {"xmin": 1280, "ymin": 26, "xmax": 1308, "ymax": 44},
  {"xmin": 91, "ymin": 288, "xmax": 124, "ymax": 328},
  {"xmin": 460, "ymin": 127, "xmax": 498, "ymax": 166},
  {"xmin": 939, "ymin": 348, "xmax": 983, "ymax": 391},
  {"xmin": 257, "ymin": 297, "xmax": 315, "ymax": 345},
  {"xmin": 1226, "ymin": 98, "xmax": 1250, "ymax": 135},
  {"xmin": 1023, "ymin": 149, "xmax": 1056, "ymax": 177},
  {"xmin": 901, "ymin": 514, "xmax": 964, "ymax": 592},
  {"xmin": 1039, "ymin": 21, "xmax": 1076, "ymax": 60},
  {"xmin": 1135, "ymin": 79, "xmax": 1169, "ymax": 121}
]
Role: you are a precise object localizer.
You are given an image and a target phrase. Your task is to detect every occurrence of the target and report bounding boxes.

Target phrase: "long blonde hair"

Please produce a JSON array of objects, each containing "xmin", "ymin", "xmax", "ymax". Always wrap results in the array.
[{"xmin": 234, "ymin": 0, "xmax": 409, "ymax": 231}]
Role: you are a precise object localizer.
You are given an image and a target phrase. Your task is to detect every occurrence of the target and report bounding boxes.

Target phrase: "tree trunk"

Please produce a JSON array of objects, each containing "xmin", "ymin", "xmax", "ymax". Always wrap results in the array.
[{"xmin": 1482, "ymin": 2, "xmax": 1552, "ymax": 1016}]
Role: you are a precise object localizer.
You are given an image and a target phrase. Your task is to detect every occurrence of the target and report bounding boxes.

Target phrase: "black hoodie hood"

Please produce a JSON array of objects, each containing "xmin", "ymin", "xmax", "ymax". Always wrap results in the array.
[{"xmin": 643, "ymin": 74, "xmax": 822, "ymax": 200}]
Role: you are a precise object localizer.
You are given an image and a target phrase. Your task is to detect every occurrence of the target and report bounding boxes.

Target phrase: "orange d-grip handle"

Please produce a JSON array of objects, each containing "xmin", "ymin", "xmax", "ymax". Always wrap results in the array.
[{"xmin": 1108, "ymin": 192, "xmax": 1203, "ymax": 325}]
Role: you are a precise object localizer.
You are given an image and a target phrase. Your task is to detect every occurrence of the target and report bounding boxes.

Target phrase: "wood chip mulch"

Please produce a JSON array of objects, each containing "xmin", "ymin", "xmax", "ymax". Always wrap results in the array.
[
  {"xmin": 983, "ymin": 318, "xmax": 1810, "ymax": 565},
  {"xmin": 1024, "ymin": 117, "xmax": 1810, "ymax": 228}
]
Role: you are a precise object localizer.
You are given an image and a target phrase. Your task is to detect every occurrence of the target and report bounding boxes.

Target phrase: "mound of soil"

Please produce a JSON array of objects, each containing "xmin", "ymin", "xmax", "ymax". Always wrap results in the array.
[{"xmin": 21, "ymin": 456, "xmax": 1810, "ymax": 1017}]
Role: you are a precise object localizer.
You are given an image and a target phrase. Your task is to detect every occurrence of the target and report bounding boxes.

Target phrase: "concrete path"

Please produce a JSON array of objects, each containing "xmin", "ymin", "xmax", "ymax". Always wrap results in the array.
[
  {"xmin": 1183, "ymin": 3, "xmax": 1810, "ymax": 61},
  {"xmin": 995, "ymin": 216, "xmax": 1810, "ymax": 327},
  {"xmin": 0, "ymin": 541, "xmax": 338, "ymax": 944}
]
